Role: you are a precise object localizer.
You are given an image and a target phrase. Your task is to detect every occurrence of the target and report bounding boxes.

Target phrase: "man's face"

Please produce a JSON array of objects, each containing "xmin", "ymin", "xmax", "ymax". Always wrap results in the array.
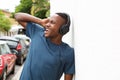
[{"xmin": 44, "ymin": 14, "xmax": 65, "ymax": 38}]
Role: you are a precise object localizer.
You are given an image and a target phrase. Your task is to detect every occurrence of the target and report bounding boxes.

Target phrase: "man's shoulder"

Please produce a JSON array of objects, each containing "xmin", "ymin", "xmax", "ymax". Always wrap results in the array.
[
  {"xmin": 62, "ymin": 43, "xmax": 74, "ymax": 53},
  {"xmin": 63, "ymin": 42, "xmax": 73, "ymax": 48}
]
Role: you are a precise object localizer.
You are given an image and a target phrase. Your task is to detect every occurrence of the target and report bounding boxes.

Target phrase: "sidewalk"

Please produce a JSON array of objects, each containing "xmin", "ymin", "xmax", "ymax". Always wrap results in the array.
[{"xmin": 12, "ymin": 65, "xmax": 23, "ymax": 80}]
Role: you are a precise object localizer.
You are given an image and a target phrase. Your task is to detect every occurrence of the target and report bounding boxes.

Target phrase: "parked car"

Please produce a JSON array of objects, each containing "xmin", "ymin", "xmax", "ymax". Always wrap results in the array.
[
  {"xmin": 0, "ymin": 41, "xmax": 16, "ymax": 80},
  {"xmin": 14, "ymin": 34, "xmax": 31, "ymax": 47},
  {"xmin": 0, "ymin": 36, "xmax": 28, "ymax": 65},
  {"xmin": 14, "ymin": 35, "xmax": 31, "ymax": 58}
]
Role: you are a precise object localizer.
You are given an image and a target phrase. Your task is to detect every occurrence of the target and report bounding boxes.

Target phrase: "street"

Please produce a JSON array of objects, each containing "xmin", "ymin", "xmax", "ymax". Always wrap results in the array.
[
  {"xmin": 0, "ymin": 35, "xmax": 30, "ymax": 80},
  {"xmin": 6, "ymin": 64, "xmax": 23, "ymax": 80}
]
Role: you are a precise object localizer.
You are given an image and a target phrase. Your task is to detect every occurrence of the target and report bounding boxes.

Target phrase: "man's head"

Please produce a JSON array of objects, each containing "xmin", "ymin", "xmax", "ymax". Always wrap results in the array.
[
  {"xmin": 44, "ymin": 13, "xmax": 71, "ymax": 38},
  {"xmin": 56, "ymin": 13, "xmax": 71, "ymax": 35}
]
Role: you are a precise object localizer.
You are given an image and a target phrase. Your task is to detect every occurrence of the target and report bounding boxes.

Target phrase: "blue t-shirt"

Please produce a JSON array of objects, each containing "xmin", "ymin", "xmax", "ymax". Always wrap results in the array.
[{"xmin": 20, "ymin": 22, "xmax": 75, "ymax": 80}]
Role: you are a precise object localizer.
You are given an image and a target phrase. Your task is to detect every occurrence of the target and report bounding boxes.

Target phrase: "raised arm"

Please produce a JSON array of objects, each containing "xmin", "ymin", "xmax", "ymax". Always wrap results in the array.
[{"xmin": 14, "ymin": 13, "xmax": 49, "ymax": 29}]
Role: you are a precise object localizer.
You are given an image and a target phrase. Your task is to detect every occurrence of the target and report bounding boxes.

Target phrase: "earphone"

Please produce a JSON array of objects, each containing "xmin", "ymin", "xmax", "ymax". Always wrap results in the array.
[{"xmin": 58, "ymin": 13, "xmax": 71, "ymax": 35}]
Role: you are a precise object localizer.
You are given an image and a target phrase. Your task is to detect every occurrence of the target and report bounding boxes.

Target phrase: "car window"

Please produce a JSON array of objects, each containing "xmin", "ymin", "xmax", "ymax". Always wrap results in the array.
[
  {"xmin": 16, "ymin": 38, "xmax": 29, "ymax": 45},
  {"xmin": 4, "ymin": 44, "xmax": 11, "ymax": 53},
  {"xmin": 6, "ymin": 40, "xmax": 18, "ymax": 46},
  {"xmin": 3, "ymin": 40, "xmax": 18, "ymax": 49},
  {"xmin": 0, "ymin": 44, "xmax": 11, "ymax": 54}
]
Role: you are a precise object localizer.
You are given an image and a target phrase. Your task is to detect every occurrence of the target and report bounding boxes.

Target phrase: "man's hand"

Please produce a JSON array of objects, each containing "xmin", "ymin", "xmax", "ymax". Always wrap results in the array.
[{"xmin": 41, "ymin": 18, "xmax": 49, "ymax": 27}]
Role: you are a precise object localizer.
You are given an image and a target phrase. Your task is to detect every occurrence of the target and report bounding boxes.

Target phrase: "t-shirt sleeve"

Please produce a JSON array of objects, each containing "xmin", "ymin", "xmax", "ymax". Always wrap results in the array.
[
  {"xmin": 26, "ymin": 22, "xmax": 44, "ymax": 38},
  {"xmin": 64, "ymin": 48, "xmax": 75, "ymax": 74}
]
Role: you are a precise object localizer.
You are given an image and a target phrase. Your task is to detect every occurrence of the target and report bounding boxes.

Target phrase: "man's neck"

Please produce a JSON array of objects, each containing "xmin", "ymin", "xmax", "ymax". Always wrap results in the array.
[{"xmin": 50, "ymin": 36, "xmax": 62, "ymax": 45}]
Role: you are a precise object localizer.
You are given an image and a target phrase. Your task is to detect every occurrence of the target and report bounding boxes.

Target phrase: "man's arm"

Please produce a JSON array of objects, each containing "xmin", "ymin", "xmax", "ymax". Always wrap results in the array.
[
  {"xmin": 14, "ymin": 13, "xmax": 49, "ymax": 29},
  {"xmin": 64, "ymin": 74, "xmax": 73, "ymax": 80}
]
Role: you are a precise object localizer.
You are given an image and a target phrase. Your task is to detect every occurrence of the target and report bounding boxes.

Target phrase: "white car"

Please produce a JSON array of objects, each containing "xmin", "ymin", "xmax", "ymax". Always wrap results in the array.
[{"xmin": 14, "ymin": 35, "xmax": 31, "ymax": 46}]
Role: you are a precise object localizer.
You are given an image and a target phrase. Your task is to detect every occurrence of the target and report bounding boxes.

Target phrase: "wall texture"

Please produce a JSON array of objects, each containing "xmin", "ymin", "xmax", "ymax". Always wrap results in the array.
[{"xmin": 50, "ymin": 0, "xmax": 120, "ymax": 80}]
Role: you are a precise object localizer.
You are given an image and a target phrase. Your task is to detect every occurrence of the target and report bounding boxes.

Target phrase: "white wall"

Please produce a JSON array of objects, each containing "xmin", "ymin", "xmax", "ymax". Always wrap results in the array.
[
  {"xmin": 50, "ymin": 1, "xmax": 75, "ymax": 80},
  {"xmin": 50, "ymin": 0, "xmax": 120, "ymax": 80},
  {"xmin": 50, "ymin": 0, "xmax": 75, "ymax": 47},
  {"xmin": 50, "ymin": 0, "xmax": 75, "ymax": 80}
]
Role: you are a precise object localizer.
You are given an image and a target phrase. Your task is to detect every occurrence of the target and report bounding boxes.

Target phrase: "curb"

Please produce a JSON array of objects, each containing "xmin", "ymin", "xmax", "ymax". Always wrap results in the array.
[{"xmin": 12, "ymin": 65, "xmax": 23, "ymax": 80}]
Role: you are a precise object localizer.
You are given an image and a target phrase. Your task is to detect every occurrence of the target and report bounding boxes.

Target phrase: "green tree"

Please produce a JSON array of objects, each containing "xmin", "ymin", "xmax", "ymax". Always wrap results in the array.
[
  {"xmin": 15, "ymin": 0, "xmax": 50, "ymax": 18},
  {"xmin": 15, "ymin": 0, "xmax": 32, "ymax": 14},
  {"xmin": 31, "ymin": 0, "xmax": 50, "ymax": 18},
  {"xmin": 0, "ymin": 10, "xmax": 11, "ymax": 32}
]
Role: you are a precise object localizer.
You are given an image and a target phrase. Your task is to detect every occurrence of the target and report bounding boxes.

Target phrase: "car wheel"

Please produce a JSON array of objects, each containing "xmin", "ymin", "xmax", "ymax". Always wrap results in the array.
[
  {"xmin": 2, "ymin": 69, "xmax": 7, "ymax": 80},
  {"xmin": 11, "ymin": 64, "xmax": 15, "ymax": 74},
  {"xmin": 19, "ymin": 56, "xmax": 24, "ymax": 65}
]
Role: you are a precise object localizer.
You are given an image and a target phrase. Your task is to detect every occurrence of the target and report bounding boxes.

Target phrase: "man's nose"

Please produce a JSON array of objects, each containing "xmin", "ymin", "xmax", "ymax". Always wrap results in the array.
[{"xmin": 45, "ymin": 23, "xmax": 50, "ymax": 28}]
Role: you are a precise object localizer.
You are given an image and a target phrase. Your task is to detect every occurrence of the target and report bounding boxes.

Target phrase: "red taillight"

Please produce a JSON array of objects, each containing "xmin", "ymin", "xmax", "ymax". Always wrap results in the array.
[{"xmin": 16, "ymin": 43, "xmax": 22, "ymax": 50}]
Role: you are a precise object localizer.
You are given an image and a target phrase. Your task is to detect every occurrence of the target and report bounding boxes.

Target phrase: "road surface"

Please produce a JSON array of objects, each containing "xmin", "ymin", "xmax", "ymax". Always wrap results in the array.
[{"xmin": 6, "ymin": 64, "xmax": 23, "ymax": 80}]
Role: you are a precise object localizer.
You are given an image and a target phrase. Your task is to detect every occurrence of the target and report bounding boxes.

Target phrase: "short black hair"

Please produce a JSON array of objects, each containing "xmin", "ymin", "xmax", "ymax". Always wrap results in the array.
[
  {"xmin": 56, "ymin": 12, "xmax": 70, "ymax": 26},
  {"xmin": 56, "ymin": 12, "xmax": 71, "ymax": 35}
]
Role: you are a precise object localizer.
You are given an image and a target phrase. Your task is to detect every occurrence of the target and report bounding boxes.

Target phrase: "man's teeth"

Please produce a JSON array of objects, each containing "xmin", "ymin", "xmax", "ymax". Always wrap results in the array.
[{"xmin": 46, "ymin": 29, "xmax": 49, "ymax": 31}]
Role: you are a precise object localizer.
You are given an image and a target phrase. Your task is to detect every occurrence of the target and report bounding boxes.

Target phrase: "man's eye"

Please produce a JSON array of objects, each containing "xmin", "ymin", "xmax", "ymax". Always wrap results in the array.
[{"xmin": 50, "ymin": 21, "xmax": 55, "ymax": 24}]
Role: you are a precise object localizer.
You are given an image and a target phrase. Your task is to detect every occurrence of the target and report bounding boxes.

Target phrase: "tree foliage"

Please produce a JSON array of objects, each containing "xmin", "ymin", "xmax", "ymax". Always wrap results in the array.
[
  {"xmin": 0, "ymin": 10, "xmax": 11, "ymax": 31},
  {"xmin": 15, "ymin": 0, "xmax": 50, "ymax": 18},
  {"xmin": 15, "ymin": 0, "xmax": 32, "ymax": 14},
  {"xmin": 32, "ymin": 0, "xmax": 50, "ymax": 18}
]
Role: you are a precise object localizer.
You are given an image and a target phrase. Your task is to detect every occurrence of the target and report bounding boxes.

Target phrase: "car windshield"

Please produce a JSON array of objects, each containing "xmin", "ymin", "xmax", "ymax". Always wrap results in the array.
[{"xmin": 0, "ymin": 44, "xmax": 11, "ymax": 55}]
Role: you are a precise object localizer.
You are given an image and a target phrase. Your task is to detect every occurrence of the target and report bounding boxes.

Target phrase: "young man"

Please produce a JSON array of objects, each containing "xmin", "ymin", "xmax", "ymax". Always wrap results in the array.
[{"xmin": 15, "ymin": 12, "xmax": 75, "ymax": 80}]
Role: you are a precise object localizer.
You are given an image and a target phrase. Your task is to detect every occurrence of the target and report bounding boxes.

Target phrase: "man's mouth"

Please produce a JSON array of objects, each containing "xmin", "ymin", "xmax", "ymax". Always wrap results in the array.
[{"xmin": 44, "ymin": 29, "xmax": 49, "ymax": 33}]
